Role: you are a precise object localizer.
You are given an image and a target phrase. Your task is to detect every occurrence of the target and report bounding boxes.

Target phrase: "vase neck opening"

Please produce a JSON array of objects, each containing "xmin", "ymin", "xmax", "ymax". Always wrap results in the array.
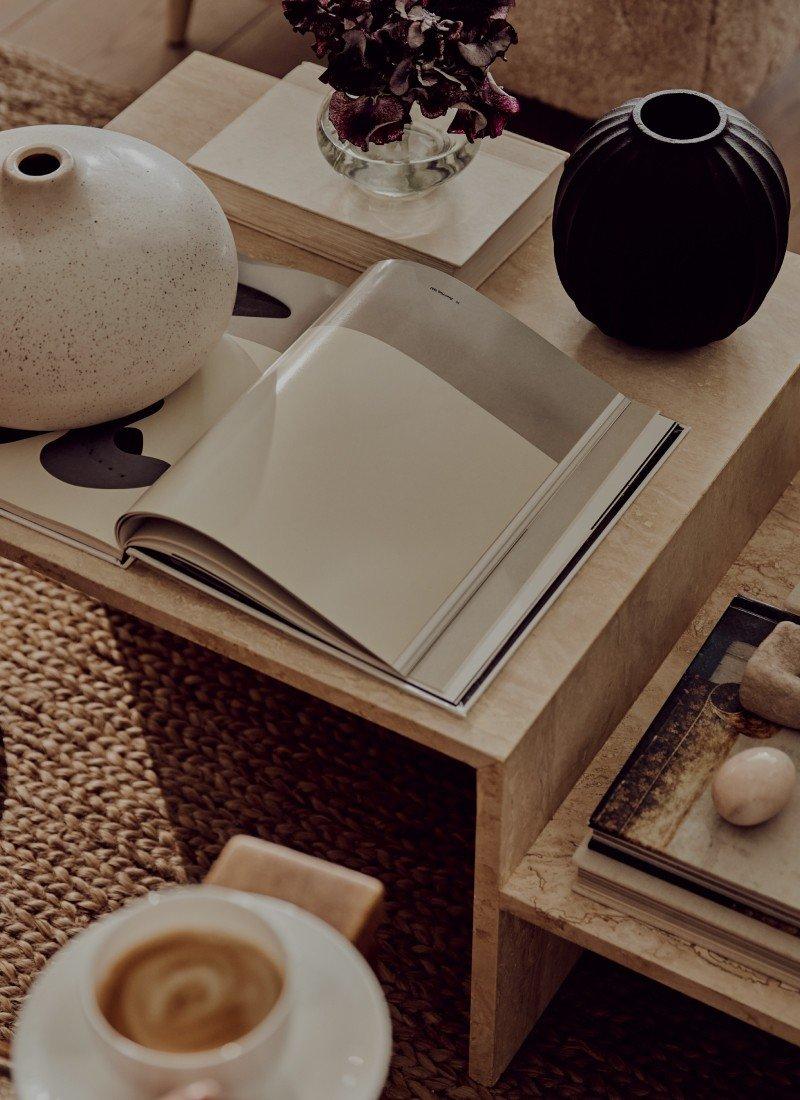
[
  {"xmin": 20, "ymin": 152, "xmax": 62, "ymax": 176},
  {"xmin": 2, "ymin": 143, "xmax": 75, "ymax": 185},
  {"xmin": 634, "ymin": 90, "xmax": 726, "ymax": 144}
]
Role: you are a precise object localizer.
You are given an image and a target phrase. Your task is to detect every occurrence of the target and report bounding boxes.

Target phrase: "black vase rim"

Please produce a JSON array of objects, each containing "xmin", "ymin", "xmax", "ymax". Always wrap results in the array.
[{"xmin": 633, "ymin": 88, "xmax": 728, "ymax": 146}]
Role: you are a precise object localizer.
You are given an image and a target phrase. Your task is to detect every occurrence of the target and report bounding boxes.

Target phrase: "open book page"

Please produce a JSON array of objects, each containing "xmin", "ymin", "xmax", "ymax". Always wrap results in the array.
[
  {"xmin": 410, "ymin": 404, "xmax": 676, "ymax": 700},
  {"xmin": 0, "ymin": 259, "xmax": 344, "ymax": 560},
  {"xmin": 229, "ymin": 255, "xmax": 342, "ymax": 347},
  {"xmin": 121, "ymin": 325, "xmax": 557, "ymax": 664},
  {"xmin": 0, "ymin": 337, "xmax": 266, "ymax": 559},
  {"xmin": 119, "ymin": 260, "xmax": 627, "ymax": 669}
]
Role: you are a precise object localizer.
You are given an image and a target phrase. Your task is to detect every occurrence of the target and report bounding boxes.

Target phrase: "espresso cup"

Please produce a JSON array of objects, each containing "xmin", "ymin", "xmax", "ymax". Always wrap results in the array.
[{"xmin": 79, "ymin": 886, "xmax": 293, "ymax": 1098}]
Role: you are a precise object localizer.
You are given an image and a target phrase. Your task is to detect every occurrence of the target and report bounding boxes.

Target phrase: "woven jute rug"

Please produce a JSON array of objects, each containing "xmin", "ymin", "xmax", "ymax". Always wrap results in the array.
[{"xmin": 2, "ymin": 41, "xmax": 800, "ymax": 1100}]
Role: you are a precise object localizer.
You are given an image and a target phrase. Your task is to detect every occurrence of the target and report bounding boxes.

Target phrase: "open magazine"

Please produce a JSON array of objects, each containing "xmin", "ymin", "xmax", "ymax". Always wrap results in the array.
[{"xmin": 0, "ymin": 257, "xmax": 684, "ymax": 710}]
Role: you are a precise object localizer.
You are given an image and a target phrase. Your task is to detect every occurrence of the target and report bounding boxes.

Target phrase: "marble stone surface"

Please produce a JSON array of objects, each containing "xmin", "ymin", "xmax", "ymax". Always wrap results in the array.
[
  {"xmin": 740, "ymin": 621, "xmax": 800, "ymax": 729},
  {"xmin": 785, "ymin": 582, "xmax": 800, "ymax": 615}
]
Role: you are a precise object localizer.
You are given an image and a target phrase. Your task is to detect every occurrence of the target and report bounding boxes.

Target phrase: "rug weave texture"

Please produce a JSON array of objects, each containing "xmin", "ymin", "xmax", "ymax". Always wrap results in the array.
[
  {"xmin": 1, "ymin": 41, "xmax": 800, "ymax": 1100},
  {"xmin": 0, "ymin": 41, "xmax": 131, "ymax": 129}
]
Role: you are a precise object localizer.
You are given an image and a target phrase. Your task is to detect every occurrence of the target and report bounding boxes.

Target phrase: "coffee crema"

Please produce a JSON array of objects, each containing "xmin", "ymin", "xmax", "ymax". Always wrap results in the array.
[{"xmin": 96, "ymin": 929, "xmax": 284, "ymax": 1054}]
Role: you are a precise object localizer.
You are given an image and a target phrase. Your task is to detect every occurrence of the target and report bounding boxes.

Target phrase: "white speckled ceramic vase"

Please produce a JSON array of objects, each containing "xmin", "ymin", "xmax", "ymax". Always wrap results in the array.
[{"xmin": 0, "ymin": 125, "xmax": 237, "ymax": 430}]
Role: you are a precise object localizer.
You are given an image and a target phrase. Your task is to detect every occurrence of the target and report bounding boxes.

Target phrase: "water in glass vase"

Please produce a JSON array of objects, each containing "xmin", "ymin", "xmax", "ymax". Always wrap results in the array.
[{"xmin": 316, "ymin": 97, "xmax": 480, "ymax": 200}]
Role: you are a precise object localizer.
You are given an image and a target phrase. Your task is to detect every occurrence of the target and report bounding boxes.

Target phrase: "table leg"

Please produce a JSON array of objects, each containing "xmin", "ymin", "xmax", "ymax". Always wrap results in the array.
[
  {"xmin": 166, "ymin": 0, "xmax": 195, "ymax": 45},
  {"xmin": 468, "ymin": 653, "xmax": 637, "ymax": 1087},
  {"xmin": 470, "ymin": 906, "xmax": 580, "ymax": 1083},
  {"xmin": 469, "ymin": 756, "xmax": 584, "ymax": 1083}
]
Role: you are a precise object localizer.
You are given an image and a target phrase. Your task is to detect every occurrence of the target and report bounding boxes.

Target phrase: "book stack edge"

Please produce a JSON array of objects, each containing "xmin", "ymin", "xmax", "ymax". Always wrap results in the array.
[{"xmin": 188, "ymin": 63, "xmax": 566, "ymax": 287}]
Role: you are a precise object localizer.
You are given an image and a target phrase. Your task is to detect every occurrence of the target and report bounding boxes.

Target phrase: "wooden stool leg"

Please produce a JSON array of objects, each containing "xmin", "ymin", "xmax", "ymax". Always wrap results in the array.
[{"xmin": 166, "ymin": 0, "xmax": 195, "ymax": 46}]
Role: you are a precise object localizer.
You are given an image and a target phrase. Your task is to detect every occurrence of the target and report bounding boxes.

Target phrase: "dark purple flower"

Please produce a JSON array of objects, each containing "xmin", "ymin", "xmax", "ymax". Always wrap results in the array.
[
  {"xmin": 282, "ymin": 0, "xmax": 519, "ymax": 147},
  {"xmin": 449, "ymin": 71, "xmax": 520, "ymax": 140},
  {"xmin": 328, "ymin": 89, "xmax": 408, "ymax": 150}
]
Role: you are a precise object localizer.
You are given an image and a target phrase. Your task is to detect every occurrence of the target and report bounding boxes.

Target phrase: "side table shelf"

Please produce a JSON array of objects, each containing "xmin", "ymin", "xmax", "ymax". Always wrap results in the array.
[{"xmin": 501, "ymin": 472, "xmax": 800, "ymax": 1046}]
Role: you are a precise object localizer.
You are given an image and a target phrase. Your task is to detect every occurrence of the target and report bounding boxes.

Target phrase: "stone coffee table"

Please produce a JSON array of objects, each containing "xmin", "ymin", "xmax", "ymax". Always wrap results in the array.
[{"xmin": 1, "ymin": 52, "xmax": 799, "ymax": 1085}]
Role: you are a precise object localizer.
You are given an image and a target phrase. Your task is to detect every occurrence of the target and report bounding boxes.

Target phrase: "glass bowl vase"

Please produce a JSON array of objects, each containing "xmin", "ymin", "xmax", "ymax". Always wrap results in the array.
[{"xmin": 316, "ymin": 96, "xmax": 480, "ymax": 200}]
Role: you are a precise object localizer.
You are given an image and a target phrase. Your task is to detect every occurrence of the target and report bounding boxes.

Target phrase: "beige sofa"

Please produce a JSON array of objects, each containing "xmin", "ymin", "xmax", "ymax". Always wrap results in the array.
[{"xmin": 503, "ymin": 0, "xmax": 800, "ymax": 116}]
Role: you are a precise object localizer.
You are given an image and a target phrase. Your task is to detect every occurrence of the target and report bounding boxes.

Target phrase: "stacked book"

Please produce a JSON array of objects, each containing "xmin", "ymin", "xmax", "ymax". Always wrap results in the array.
[
  {"xmin": 187, "ymin": 62, "xmax": 567, "ymax": 288},
  {"xmin": 576, "ymin": 596, "xmax": 800, "ymax": 984}
]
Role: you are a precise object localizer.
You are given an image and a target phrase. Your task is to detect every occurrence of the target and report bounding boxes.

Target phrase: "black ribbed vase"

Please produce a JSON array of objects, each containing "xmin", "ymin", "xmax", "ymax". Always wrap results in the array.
[{"xmin": 552, "ymin": 89, "xmax": 790, "ymax": 348}]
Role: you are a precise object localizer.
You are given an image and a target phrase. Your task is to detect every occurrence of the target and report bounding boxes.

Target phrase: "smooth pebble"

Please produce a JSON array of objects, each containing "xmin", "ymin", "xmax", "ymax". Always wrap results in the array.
[{"xmin": 712, "ymin": 746, "xmax": 796, "ymax": 827}]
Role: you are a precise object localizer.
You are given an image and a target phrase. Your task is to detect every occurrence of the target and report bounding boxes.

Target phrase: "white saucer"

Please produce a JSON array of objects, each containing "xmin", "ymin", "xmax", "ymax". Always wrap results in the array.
[{"xmin": 12, "ymin": 893, "xmax": 392, "ymax": 1100}]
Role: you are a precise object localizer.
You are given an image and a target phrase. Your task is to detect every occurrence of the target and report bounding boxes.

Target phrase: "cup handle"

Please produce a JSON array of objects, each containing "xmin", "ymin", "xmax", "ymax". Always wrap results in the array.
[{"xmin": 203, "ymin": 837, "xmax": 384, "ymax": 957}]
